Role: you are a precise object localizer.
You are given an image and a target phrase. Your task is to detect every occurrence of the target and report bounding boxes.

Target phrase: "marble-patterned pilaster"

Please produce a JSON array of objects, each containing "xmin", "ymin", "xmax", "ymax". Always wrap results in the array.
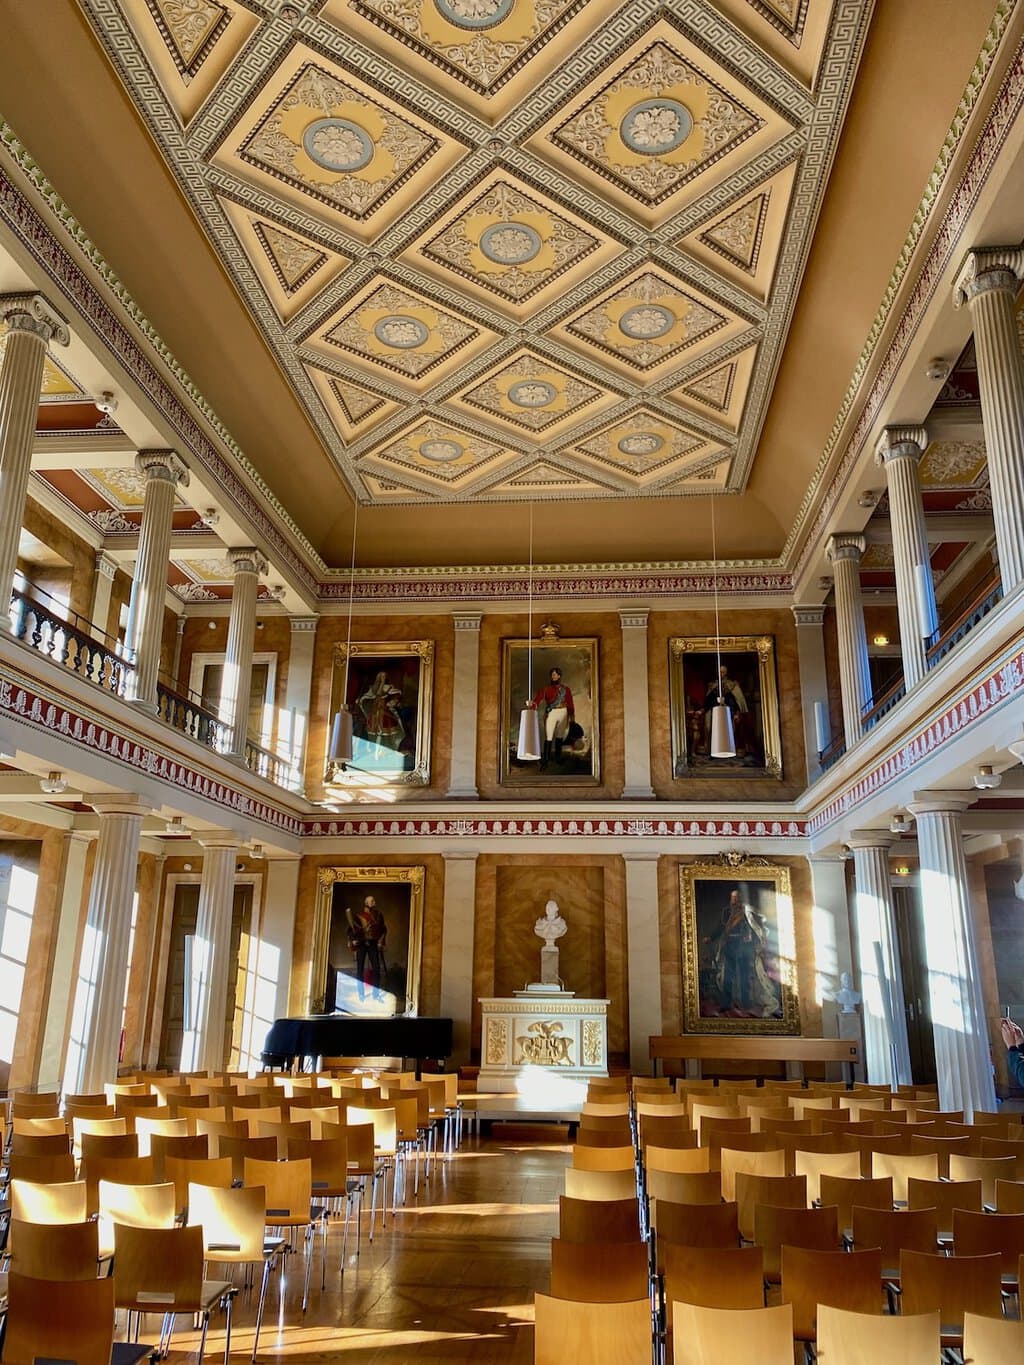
[
  {"xmin": 825, "ymin": 534, "xmax": 871, "ymax": 746},
  {"xmin": 91, "ymin": 551, "xmax": 119, "ymax": 640},
  {"xmin": 792, "ymin": 605, "xmax": 828, "ymax": 782},
  {"xmin": 125, "ymin": 450, "xmax": 190, "ymax": 708},
  {"xmin": 620, "ymin": 610, "xmax": 655, "ymax": 798},
  {"xmin": 285, "ymin": 617, "xmax": 318, "ymax": 781},
  {"xmin": 447, "ymin": 613, "xmax": 482, "ymax": 799},
  {"xmin": 251, "ymin": 854, "xmax": 299, "ymax": 1065},
  {"xmin": 909, "ymin": 796, "xmax": 997, "ymax": 1116},
  {"xmin": 807, "ymin": 852, "xmax": 857, "ymax": 1068},
  {"xmin": 180, "ymin": 835, "xmax": 240, "ymax": 1073},
  {"xmin": 68, "ymin": 796, "xmax": 149, "ymax": 1094},
  {"xmin": 0, "ymin": 294, "xmax": 70, "ymax": 600},
  {"xmin": 623, "ymin": 850, "xmax": 661, "ymax": 1073},
  {"xmin": 440, "ymin": 850, "xmax": 478, "ymax": 1063},
  {"xmin": 221, "ymin": 549, "xmax": 267, "ymax": 759},
  {"xmin": 848, "ymin": 833, "xmax": 912, "ymax": 1087},
  {"xmin": 875, "ymin": 427, "xmax": 934, "ymax": 689},
  {"xmin": 954, "ymin": 248, "xmax": 1024, "ymax": 592}
]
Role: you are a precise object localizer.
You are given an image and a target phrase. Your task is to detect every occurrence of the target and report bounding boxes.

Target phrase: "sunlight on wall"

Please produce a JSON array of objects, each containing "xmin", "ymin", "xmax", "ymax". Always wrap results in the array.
[
  {"xmin": 179, "ymin": 932, "xmax": 211, "ymax": 1072},
  {"xmin": 919, "ymin": 865, "xmax": 969, "ymax": 1034},
  {"xmin": 811, "ymin": 904, "xmax": 838, "ymax": 1008},
  {"xmin": 64, "ymin": 921, "xmax": 104, "ymax": 1094},
  {"xmin": 0, "ymin": 861, "xmax": 39, "ymax": 1066}
]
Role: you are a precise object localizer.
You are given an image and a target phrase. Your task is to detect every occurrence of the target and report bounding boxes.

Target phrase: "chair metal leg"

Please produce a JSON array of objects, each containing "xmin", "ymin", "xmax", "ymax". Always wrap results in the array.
[
  {"xmin": 221, "ymin": 1293, "xmax": 233, "ymax": 1365},
  {"xmin": 252, "ymin": 1256, "xmax": 272, "ymax": 1363}
]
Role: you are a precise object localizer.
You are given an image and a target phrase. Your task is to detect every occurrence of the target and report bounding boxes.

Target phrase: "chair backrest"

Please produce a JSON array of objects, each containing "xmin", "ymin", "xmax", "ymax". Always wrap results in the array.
[
  {"xmin": 11, "ymin": 1114, "xmax": 66, "ymax": 1138},
  {"xmin": 996, "ymin": 1178, "xmax": 1024, "ymax": 1214},
  {"xmin": 818, "ymin": 1174, "xmax": 893, "ymax": 1234},
  {"xmin": 219, "ymin": 1133, "xmax": 277, "ymax": 1182},
  {"xmin": 671, "ymin": 1301, "xmax": 794, "ymax": 1365},
  {"xmin": 850, "ymin": 1204, "xmax": 938, "ymax": 1270},
  {"xmin": 719, "ymin": 1144, "xmax": 785, "ymax": 1202},
  {"xmin": 815, "ymin": 1305, "xmax": 940, "ymax": 1365},
  {"xmin": 645, "ymin": 1144, "xmax": 709, "ymax": 1175},
  {"xmin": 793, "ymin": 1148, "xmax": 860, "ymax": 1203},
  {"xmin": 653, "ymin": 1199, "xmax": 739, "ymax": 1249},
  {"xmin": 961, "ymin": 1312, "xmax": 1024, "ymax": 1365},
  {"xmin": 286, "ymin": 1135, "xmax": 349, "ymax": 1191},
  {"xmin": 3, "ymin": 1271, "xmax": 115, "ymax": 1365},
  {"xmin": 134, "ymin": 1115, "xmax": 189, "ymax": 1155},
  {"xmin": 558, "ymin": 1194, "xmax": 641, "ymax": 1243},
  {"xmin": 10, "ymin": 1177, "xmax": 88, "ymax": 1224},
  {"xmin": 80, "ymin": 1130, "xmax": 139, "ymax": 1161},
  {"xmin": 256, "ymin": 1117, "xmax": 314, "ymax": 1158},
  {"xmin": 150, "ymin": 1130, "xmax": 209, "ymax": 1176},
  {"xmin": 8, "ymin": 1217, "xmax": 100, "ymax": 1279},
  {"xmin": 300, "ymin": 1103, "xmax": 346, "ymax": 1139},
  {"xmin": 113, "ymin": 1222, "xmax": 204, "ymax": 1313},
  {"xmin": 949, "ymin": 1153, "xmax": 1019, "ymax": 1203},
  {"xmin": 576, "ymin": 1126, "xmax": 634, "ymax": 1149},
  {"xmin": 780, "ymin": 1244, "xmax": 884, "ymax": 1340},
  {"xmin": 899, "ymin": 1249, "xmax": 1003, "ymax": 1336},
  {"xmin": 734, "ymin": 1171, "xmax": 807, "ymax": 1243},
  {"xmin": 243, "ymin": 1155, "xmax": 312, "ymax": 1221},
  {"xmin": 549, "ymin": 1237, "xmax": 650, "ymax": 1302},
  {"xmin": 564, "ymin": 1167, "xmax": 637, "ymax": 1201},
  {"xmin": 7, "ymin": 1149, "xmax": 75, "ymax": 1184},
  {"xmin": 79, "ymin": 1153, "xmax": 156, "ymax": 1214},
  {"xmin": 646, "ymin": 1169, "xmax": 722, "ymax": 1205},
  {"xmin": 952, "ymin": 1207, "xmax": 1024, "ymax": 1274},
  {"xmin": 870, "ymin": 1150, "xmax": 939, "ymax": 1202},
  {"xmin": 165, "ymin": 1154, "xmax": 233, "ymax": 1212},
  {"xmin": 535, "ymin": 1293, "xmax": 653, "ymax": 1365},
  {"xmin": 348, "ymin": 1103, "xmax": 398, "ymax": 1155},
  {"xmin": 662, "ymin": 1243, "xmax": 763, "ymax": 1320},
  {"xmin": 753, "ymin": 1202, "xmax": 839, "ymax": 1278},
  {"xmin": 98, "ymin": 1178, "xmax": 177, "ymax": 1231},
  {"xmin": 188, "ymin": 1180, "xmax": 268, "ymax": 1262},
  {"xmin": 572, "ymin": 1143, "xmax": 635, "ymax": 1172},
  {"xmin": 906, "ymin": 1177, "xmax": 982, "ymax": 1237}
]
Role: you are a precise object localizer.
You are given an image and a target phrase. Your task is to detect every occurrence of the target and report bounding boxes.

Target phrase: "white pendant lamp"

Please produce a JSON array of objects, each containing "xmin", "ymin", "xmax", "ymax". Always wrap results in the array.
[
  {"xmin": 709, "ymin": 496, "xmax": 736, "ymax": 759},
  {"xmin": 329, "ymin": 501, "xmax": 359, "ymax": 769},
  {"xmin": 516, "ymin": 503, "xmax": 541, "ymax": 761}
]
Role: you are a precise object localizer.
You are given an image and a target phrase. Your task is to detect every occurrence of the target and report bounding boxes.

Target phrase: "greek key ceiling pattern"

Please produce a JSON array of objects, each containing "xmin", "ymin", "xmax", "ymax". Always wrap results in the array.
[{"xmin": 84, "ymin": 0, "xmax": 871, "ymax": 506}]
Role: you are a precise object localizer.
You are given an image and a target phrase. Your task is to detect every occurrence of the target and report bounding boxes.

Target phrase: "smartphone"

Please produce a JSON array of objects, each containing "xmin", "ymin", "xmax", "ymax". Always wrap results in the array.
[{"xmin": 1004, "ymin": 1005, "xmax": 1012, "ymax": 1019}]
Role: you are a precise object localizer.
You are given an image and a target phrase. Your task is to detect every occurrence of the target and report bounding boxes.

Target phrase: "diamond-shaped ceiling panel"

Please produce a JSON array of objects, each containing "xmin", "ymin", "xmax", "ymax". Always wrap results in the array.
[{"xmin": 452, "ymin": 349, "xmax": 617, "ymax": 438}]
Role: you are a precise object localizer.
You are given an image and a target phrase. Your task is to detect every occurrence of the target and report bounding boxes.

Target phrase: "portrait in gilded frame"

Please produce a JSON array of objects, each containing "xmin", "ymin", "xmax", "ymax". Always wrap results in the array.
[
  {"xmin": 669, "ymin": 635, "xmax": 782, "ymax": 779},
  {"xmin": 680, "ymin": 859, "xmax": 799, "ymax": 1035},
  {"xmin": 499, "ymin": 635, "xmax": 600, "ymax": 785},
  {"xmin": 325, "ymin": 641, "xmax": 433, "ymax": 788}
]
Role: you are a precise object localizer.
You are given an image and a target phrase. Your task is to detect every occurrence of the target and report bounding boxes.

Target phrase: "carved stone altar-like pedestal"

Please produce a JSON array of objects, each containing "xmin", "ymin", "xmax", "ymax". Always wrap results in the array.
[{"xmin": 478, "ymin": 994, "xmax": 609, "ymax": 1092}]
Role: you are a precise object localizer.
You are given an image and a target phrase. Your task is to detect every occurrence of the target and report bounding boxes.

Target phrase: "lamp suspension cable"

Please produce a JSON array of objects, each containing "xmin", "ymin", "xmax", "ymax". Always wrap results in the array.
[
  {"xmin": 329, "ymin": 499, "xmax": 359, "ymax": 767},
  {"xmin": 516, "ymin": 501, "xmax": 542, "ymax": 762},
  {"xmin": 526, "ymin": 501, "xmax": 534, "ymax": 698},
  {"xmin": 709, "ymin": 496, "xmax": 736, "ymax": 759}
]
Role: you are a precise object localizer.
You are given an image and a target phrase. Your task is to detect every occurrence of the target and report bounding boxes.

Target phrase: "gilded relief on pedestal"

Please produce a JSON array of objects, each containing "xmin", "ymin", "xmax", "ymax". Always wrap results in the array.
[
  {"xmin": 485, "ymin": 1017, "xmax": 509, "ymax": 1065},
  {"xmin": 581, "ymin": 1019, "xmax": 603, "ymax": 1066},
  {"xmin": 516, "ymin": 1020, "xmax": 574, "ymax": 1066}
]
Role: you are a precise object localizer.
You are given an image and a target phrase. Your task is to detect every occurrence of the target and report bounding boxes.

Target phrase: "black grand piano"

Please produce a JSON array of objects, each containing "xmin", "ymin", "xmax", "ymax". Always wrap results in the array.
[{"xmin": 261, "ymin": 1014, "xmax": 453, "ymax": 1072}]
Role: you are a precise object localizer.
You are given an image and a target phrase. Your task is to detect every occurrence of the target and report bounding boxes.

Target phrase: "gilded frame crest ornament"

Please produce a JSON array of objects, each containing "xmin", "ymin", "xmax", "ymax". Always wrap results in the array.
[
  {"xmin": 499, "ymin": 635, "xmax": 600, "ymax": 785},
  {"xmin": 310, "ymin": 866, "xmax": 425, "ymax": 1017},
  {"xmin": 669, "ymin": 635, "xmax": 782, "ymax": 779},
  {"xmin": 326, "ymin": 640, "xmax": 434, "ymax": 788},
  {"xmin": 680, "ymin": 858, "xmax": 799, "ymax": 1035}
]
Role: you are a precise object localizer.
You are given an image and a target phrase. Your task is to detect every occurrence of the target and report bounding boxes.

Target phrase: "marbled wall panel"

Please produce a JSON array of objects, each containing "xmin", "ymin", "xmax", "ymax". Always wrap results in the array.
[
  {"xmin": 122, "ymin": 851, "xmax": 162, "ymax": 1071},
  {"xmin": 22, "ymin": 496, "xmax": 95, "ymax": 620},
  {"xmin": 5, "ymin": 827, "xmax": 50, "ymax": 1089},
  {"xmin": 476, "ymin": 611, "xmax": 624, "ymax": 799},
  {"xmin": 648, "ymin": 606, "xmax": 805, "ymax": 801}
]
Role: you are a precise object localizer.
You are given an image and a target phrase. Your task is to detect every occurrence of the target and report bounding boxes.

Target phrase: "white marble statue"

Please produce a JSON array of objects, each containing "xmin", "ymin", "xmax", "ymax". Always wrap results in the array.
[
  {"xmin": 836, "ymin": 971, "xmax": 861, "ymax": 1014},
  {"xmin": 534, "ymin": 899, "xmax": 567, "ymax": 947}
]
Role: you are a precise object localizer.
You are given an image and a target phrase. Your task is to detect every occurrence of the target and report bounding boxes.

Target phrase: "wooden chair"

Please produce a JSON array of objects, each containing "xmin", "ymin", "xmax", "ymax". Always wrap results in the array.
[
  {"xmin": 906, "ymin": 1176, "xmax": 982, "ymax": 1241},
  {"xmin": 188, "ymin": 1182, "xmax": 285, "ymax": 1363},
  {"xmin": 80, "ymin": 1130, "xmax": 139, "ymax": 1162},
  {"xmin": 644, "ymin": 1144, "xmax": 709, "ymax": 1174},
  {"xmin": 850, "ymin": 1204, "xmax": 939, "ymax": 1278},
  {"xmin": 652, "ymin": 1199, "xmax": 739, "ymax": 1248},
  {"xmin": 575, "ymin": 1126, "xmax": 634, "ymax": 1149},
  {"xmin": 793, "ymin": 1147, "xmax": 860, "ymax": 1202},
  {"xmin": 549, "ymin": 1237, "xmax": 650, "ymax": 1302},
  {"xmin": 662, "ymin": 1243, "xmax": 763, "ymax": 1322},
  {"xmin": 558, "ymin": 1194, "xmax": 643, "ymax": 1244},
  {"xmin": 908, "ymin": 1133, "xmax": 972, "ymax": 1175},
  {"xmin": 899, "ymin": 1248, "xmax": 1003, "ymax": 1346},
  {"xmin": 961, "ymin": 1311, "xmax": 1024, "ymax": 1365},
  {"xmin": 164, "ymin": 1153, "xmax": 234, "ymax": 1218},
  {"xmin": 753, "ymin": 1202, "xmax": 839, "ymax": 1281},
  {"xmin": 759, "ymin": 1117, "xmax": 814, "ymax": 1139},
  {"xmin": 636, "ymin": 1119, "xmax": 694, "ymax": 1150},
  {"xmin": 9, "ymin": 1130, "xmax": 71, "ymax": 1160},
  {"xmin": 572, "ymin": 1143, "xmax": 635, "ymax": 1172},
  {"xmin": 2, "ymin": 1271, "xmax": 153, "ymax": 1365},
  {"xmin": 79, "ymin": 1153, "xmax": 156, "ymax": 1216},
  {"xmin": 11, "ymin": 1114, "xmax": 66, "ymax": 1138},
  {"xmin": 818, "ymin": 1173, "xmax": 893, "ymax": 1238},
  {"xmin": 996, "ymin": 1179, "xmax": 1024, "ymax": 1213},
  {"xmin": 564, "ymin": 1168, "xmax": 637, "ymax": 1202},
  {"xmin": 6, "ymin": 1216, "xmax": 99, "ymax": 1279},
  {"xmin": 781, "ymin": 1244, "xmax": 884, "ymax": 1341},
  {"xmin": 734, "ymin": 1171, "xmax": 807, "ymax": 1243},
  {"xmin": 149, "ymin": 1130, "xmax": 209, "ymax": 1179},
  {"xmin": 256, "ymin": 1117, "xmax": 314, "ymax": 1158},
  {"xmin": 646, "ymin": 1169, "xmax": 722, "ymax": 1205},
  {"xmin": 6, "ymin": 1150, "xmax": 75, "ymax": 1185},
  {"xmin": 10, "ymin": 1177, "xmax": 88, "ymax": 1223},
  {"xmin": 843, "ymin": 1131, "xmax": 912, "ymax": 1177},
  {"xmin": 97, "ymin": 1178, "xmax": 177, "ymax": 1257},
  {"xmin": 133, "ymin": 1114, "xmax": 188, "ymax": 1156},
  {"xmin": 113, "ymin": 1222, "xmax": 235, "ymax": 1363},
  {"xmin": 779, "ymin": 1131, "xmax": 848, "ymax": 1172},
  {"xmin": 243, "ymin": 1156, "xmax": 324, "ymax": 1310},
  {"xmin": 870, "ymin": 1150, "xmax": 939, "ymax": 1203},
  {"xmin": 718, "ymin": 1144, "xmax": 784, "ymax": 1202},
  {"xmin": 671, "ymin": 1301, "xmax": 793, "ymax": 1365},
  {"xmin": 218, "ymin": 1133, "xmax": 277, "ymax": 1184},
  {"xmin": 534, "ymin": 1293, "xmax": 652, "ymax": 1365},
  {"xmin": 951, "ymin": 1152, "xmax": 1019, "ymax": 1203},
  {"xmin": 953, "ymin": 1207, "xmax": 1024, "ymax": 1286},
  {"xmin": 815, "ymin": 1304, "xmax": 940, "ymax": 1365}
]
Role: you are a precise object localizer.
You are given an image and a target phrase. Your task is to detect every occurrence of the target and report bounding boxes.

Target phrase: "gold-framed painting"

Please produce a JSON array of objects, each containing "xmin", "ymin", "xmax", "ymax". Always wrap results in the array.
[
  {"xmin": 680, "ymin": 857, "xmax": 799, "ymax": 1035},
  {"xmin": 309, "ymin": 866, "xmax": 425, "ymax": 1018},
  {"xmin": 669, "ymin": 635, "xmax": 782, "ymax": 779},
  {"xmin": 325, "ymin": 641, "xmax": 433, "ymax": 788},
  {"xmin": 499, "ymin": 634, "xmax": 600, "ymax": 785}
]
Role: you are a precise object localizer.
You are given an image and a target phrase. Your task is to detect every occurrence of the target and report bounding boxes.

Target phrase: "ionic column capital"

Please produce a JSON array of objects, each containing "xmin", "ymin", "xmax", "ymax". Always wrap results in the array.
[
  {"xmin": 228, "ymin": 547, "xmax": 268, "ymax": 577},
  {"xmin": 619, "ymin": 609, "xmax": 650, "ymax": 630},
  {"xmin": 847, "ymin": 829, "xmax": 895, "ymax": 852},
  {"xmin": 908, "ymin": 793, "xmax": 973, "ymax": 819},
  {"xmin": 825, "ymin": 533, "xmax": 866, "ymax": 564},
  {"xmin": 0, "ymin": 291, "xmax": 70, "ymax": 346},
  {"xmin": 85, "ymin": 793, "xmax": 154, "ymax": 820},
  {"xmin": 136, "ymin": 448, "xmax": 190, "ymax": 488},
  {"xmin": 452, "ymin": 612, "xmax": 483, "ymax": 632},
  {"xmin": 875, "ymin": 426, "xmax": 928, "ymax": 466},
  {"xmin": 289, "ymin": 616, "xmax": 319, "ymax": 634},
  {"xmin": 94, "ymin": 550, "xmax": 119, "ymax": 582},
  {"xmin": 196, "ymin": 831, "xmax": 244, "ymax": 851},
  {"xmin": 791, "ymin": 604, "xmax": 826, "ymax": 627},
  {"xmin": 953, "ymin": 247, "xmax": 1024, "ymax": 307}
]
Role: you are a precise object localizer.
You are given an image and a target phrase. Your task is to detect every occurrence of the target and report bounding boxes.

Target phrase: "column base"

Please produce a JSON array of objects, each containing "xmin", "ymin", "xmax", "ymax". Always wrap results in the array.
[
  {"xmin": 446, "ymin": 787, "xmax": 480, "ymax": 800},
  {"xmin": 622, "ymin": 785, "xmax": 656, "ymax": 799},
  {"xmin": 128, "ymin": 697, "xmax": 159, "ymax": 716}
]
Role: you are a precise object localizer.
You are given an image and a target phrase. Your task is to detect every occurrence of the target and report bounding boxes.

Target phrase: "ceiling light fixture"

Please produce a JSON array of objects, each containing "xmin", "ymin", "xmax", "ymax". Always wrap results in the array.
[
  {"xmin": 94, "ymin": 391, "xmax": 118, "ymax": 416},
  {"xmin": 709, "ymin": 497, "xmax": 736, "ymax": 760},
  {"xmin": 924, "ymin": 357, "xmax": 950, "ymax": 381},
  {"xmin": 328, "ymin": 501, "xmax": 358, "ymax": 771},
  {"xmin": 516, "ymin": 503, "xmax": 542, "ymax": 762},
  {"xmin": 973, "ymin": 764, "xmax": 1002, "ymax": 790},
  {"xmin": 890, "ymin": 811, "xmax": 912, "ymax": 835},
  {"xmin": 857, "ymin": 489, "xmax": 880, "ymax": 509},
  {"xmin": 39, "ymin": 771, "xmax": 68, "ymax": 794},
  {"xmin": 197, "ymin": 508, "xmax": 220, "ymax": 529},
  {"xmin": 1008, "ymin": 730, "xmax": 1024, "ymax": 764},
  {"xmin": 164, "ymin": 815, "xmax": 189, "ymax": 836}
]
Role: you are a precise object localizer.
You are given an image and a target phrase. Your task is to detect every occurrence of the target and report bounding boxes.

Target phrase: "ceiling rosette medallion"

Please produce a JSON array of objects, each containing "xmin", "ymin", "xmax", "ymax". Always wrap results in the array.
[
  {"xmin": 565, "ymin": 409, "xmax": 725, "ymax": 490},
  {"xmin": 528, "ymin": 24, "xmax": 793, "ymax": 225},
  {"xmin": 359, "ymin": 417, "xmax": 512, "ymax": 495},
  {"xmin": 554, "ymin": 267, "xmax": 752, "ymax": 380},
  {"xmin": 210, "ymin": 47, "xmax": 466, "ymax": 238},
  {"xmin": 452, "ymin": 349, "xmax": 615, "ymax": 436},
  {"xmin": 404, "ymin": 172, "xmax": 620, "ymax": 317},
  {"xmin": 304, "ymin": 277, "xmax": 495, "ymax": 388}
]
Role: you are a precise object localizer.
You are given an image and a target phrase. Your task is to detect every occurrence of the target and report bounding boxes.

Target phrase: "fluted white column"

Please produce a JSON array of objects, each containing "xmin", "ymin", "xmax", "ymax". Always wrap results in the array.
[
  {"xmin": 825, "ymin": 534, "xmax": 871, "ymax": 745},
  {"xmin": 849, "ymin": 833, "xmax": 912, "ymax": 1087},
  {"xmin": 875, "ymin": 427, "xmax": 934, "ymax": 689},
  {"xmin": 0, "ymin": 294, "xmax": 70, "ymax": 600},
  {"xmin": 909, "ymin": 796, "xmax": 996, "ymax": 1117},
  {"xmin": 125, "ymin": 451, "xmax": 190, "ymax": 708},
  {"xmin": 447, "ymin": 613, "xmax": 482, "ymax": 799},
  {"xmin": 954, "ymin": 248, "xmax": 1024, "ymax": 591},
  {"xmin": 440, "ymin": 850, "xmax": 478, "ymax": 1063},
  {"xmin": 221, "ymin": 548, "xmax": 267, "ymax": 759},
  {"xmin": 624, "ymin": 850, "xmax": 662, "ymax": 1071},
  {"xmin": 792, "ymin": 605, "xmax": 828, "ymax": 781},
  {"xmin": 620, "ymin": 610, "xmax": 655, "ymax": 798},
  {"xmin": 68, "ymin": 796, "xmax": 149, "ymax": 1094},
  {"xmin": 181, "ymin": 835, "xmax": 239, "ymax": 1074}
]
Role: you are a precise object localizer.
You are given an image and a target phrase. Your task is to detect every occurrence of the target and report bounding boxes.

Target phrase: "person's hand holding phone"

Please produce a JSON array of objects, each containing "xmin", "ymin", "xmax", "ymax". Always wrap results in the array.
[{"xmin": 1000, "ymin": 1016, "xmax": 1024, "ymax": 1049}]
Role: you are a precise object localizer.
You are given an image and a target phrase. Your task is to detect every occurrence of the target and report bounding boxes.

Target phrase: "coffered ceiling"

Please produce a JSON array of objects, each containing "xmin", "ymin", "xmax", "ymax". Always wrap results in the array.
[{"xmin": 0, "ymin": 0, "xmax": 1012, "ymax": 570}]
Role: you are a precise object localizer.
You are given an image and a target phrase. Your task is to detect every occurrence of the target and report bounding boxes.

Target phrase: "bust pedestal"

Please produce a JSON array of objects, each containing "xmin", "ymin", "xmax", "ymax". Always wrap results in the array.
[{"xmin": 478, "ymin": 994, "xmax": 609, "ymax": 1092}]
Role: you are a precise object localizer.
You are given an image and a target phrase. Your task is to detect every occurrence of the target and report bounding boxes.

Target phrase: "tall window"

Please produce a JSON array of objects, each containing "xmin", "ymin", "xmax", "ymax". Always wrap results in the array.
[{"xmin": 0, "ymin": 857, "xmax": 40, "ymax": 1072}]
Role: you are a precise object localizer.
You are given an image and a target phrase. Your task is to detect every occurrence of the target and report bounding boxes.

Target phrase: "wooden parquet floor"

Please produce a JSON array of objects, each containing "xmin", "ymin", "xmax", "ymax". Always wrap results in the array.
[{"xmin": 155, "ymin": 1127, "xmax": 570, "ymax": 1363}]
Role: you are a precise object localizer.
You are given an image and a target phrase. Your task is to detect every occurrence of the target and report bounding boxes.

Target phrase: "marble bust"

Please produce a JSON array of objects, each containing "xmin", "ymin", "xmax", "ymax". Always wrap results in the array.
[
  {"xmin": 836, "ymin": 971, "xmax": 861, "ymax": 1014},
  {"xmin": 534, "ymin": 899, "xmax": 567, "ymax": 947}
]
